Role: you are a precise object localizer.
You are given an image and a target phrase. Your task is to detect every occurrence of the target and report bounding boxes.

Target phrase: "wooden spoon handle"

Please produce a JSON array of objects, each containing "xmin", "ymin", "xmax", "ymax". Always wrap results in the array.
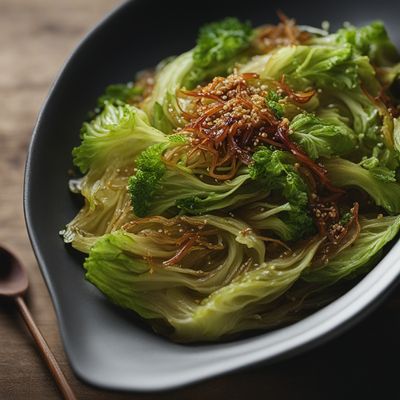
[{"xmin": 15, "ymin": 296, "xmax": 77, "ymax": 400}]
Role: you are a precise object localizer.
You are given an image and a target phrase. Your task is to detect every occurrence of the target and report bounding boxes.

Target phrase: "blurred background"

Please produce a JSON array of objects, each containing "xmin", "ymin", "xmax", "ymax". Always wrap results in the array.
[{"xmin": 1, "ymin": 1, "xmax": 400, "ymax": 399}]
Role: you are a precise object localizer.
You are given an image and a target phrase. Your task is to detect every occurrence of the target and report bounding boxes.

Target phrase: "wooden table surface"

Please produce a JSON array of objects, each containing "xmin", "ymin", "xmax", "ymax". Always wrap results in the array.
[{"xmin": 1, "ymin": 1, "xmax": 400, "ymax": 399}]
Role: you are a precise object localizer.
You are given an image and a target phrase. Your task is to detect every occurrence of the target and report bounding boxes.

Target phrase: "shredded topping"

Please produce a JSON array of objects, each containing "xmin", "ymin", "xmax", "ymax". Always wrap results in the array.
[
  {"xmin": 177, "ymin": 71, "xmax": 341, "ymax": 197},
  {"xmin": 180, "ymin": 73, "xmax": 279, "ymax": 179},
  {"xmin": 273, "ymin": 119, "xmax": 344, "ymax": 194},
  {"xmin": 255, "ymin": 11, "xmax": 311, "ymax": 53},
  {"xmin": 123, "ymin": 216, "xmax": 223, "ymax": 267},
  {"xmin": 312, "ymin": 203, "xmax": 360, "ymax": 266},
  {"xmin": 279, "ymin": 75, "xmax": 315, "ymax": 104}
]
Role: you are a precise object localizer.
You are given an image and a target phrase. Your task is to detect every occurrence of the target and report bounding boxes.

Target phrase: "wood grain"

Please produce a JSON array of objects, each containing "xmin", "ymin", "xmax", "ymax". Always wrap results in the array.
[{"xmin": 0, "ymin": 1, "xmax": 400, "ymax": 399}]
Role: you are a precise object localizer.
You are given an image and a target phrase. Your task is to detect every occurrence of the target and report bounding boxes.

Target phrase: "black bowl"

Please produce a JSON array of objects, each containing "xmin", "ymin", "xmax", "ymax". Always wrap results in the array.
[{"xmin": 24, "ymin": 0, "xmax": 400, "ymax": 392}]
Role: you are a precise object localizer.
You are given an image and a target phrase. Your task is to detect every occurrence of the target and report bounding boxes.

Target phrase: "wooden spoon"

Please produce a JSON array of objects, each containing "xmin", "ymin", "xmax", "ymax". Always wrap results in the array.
[{"xmin": 0, "ymin": 245, "xmax": 76, "ymax": 400}]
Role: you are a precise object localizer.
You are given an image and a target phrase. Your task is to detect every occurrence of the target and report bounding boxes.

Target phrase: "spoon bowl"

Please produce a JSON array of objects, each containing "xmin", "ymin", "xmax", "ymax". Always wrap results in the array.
[{"xmin": 0, "ymin": 246, "xmax": 28, "ymax": 297}]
